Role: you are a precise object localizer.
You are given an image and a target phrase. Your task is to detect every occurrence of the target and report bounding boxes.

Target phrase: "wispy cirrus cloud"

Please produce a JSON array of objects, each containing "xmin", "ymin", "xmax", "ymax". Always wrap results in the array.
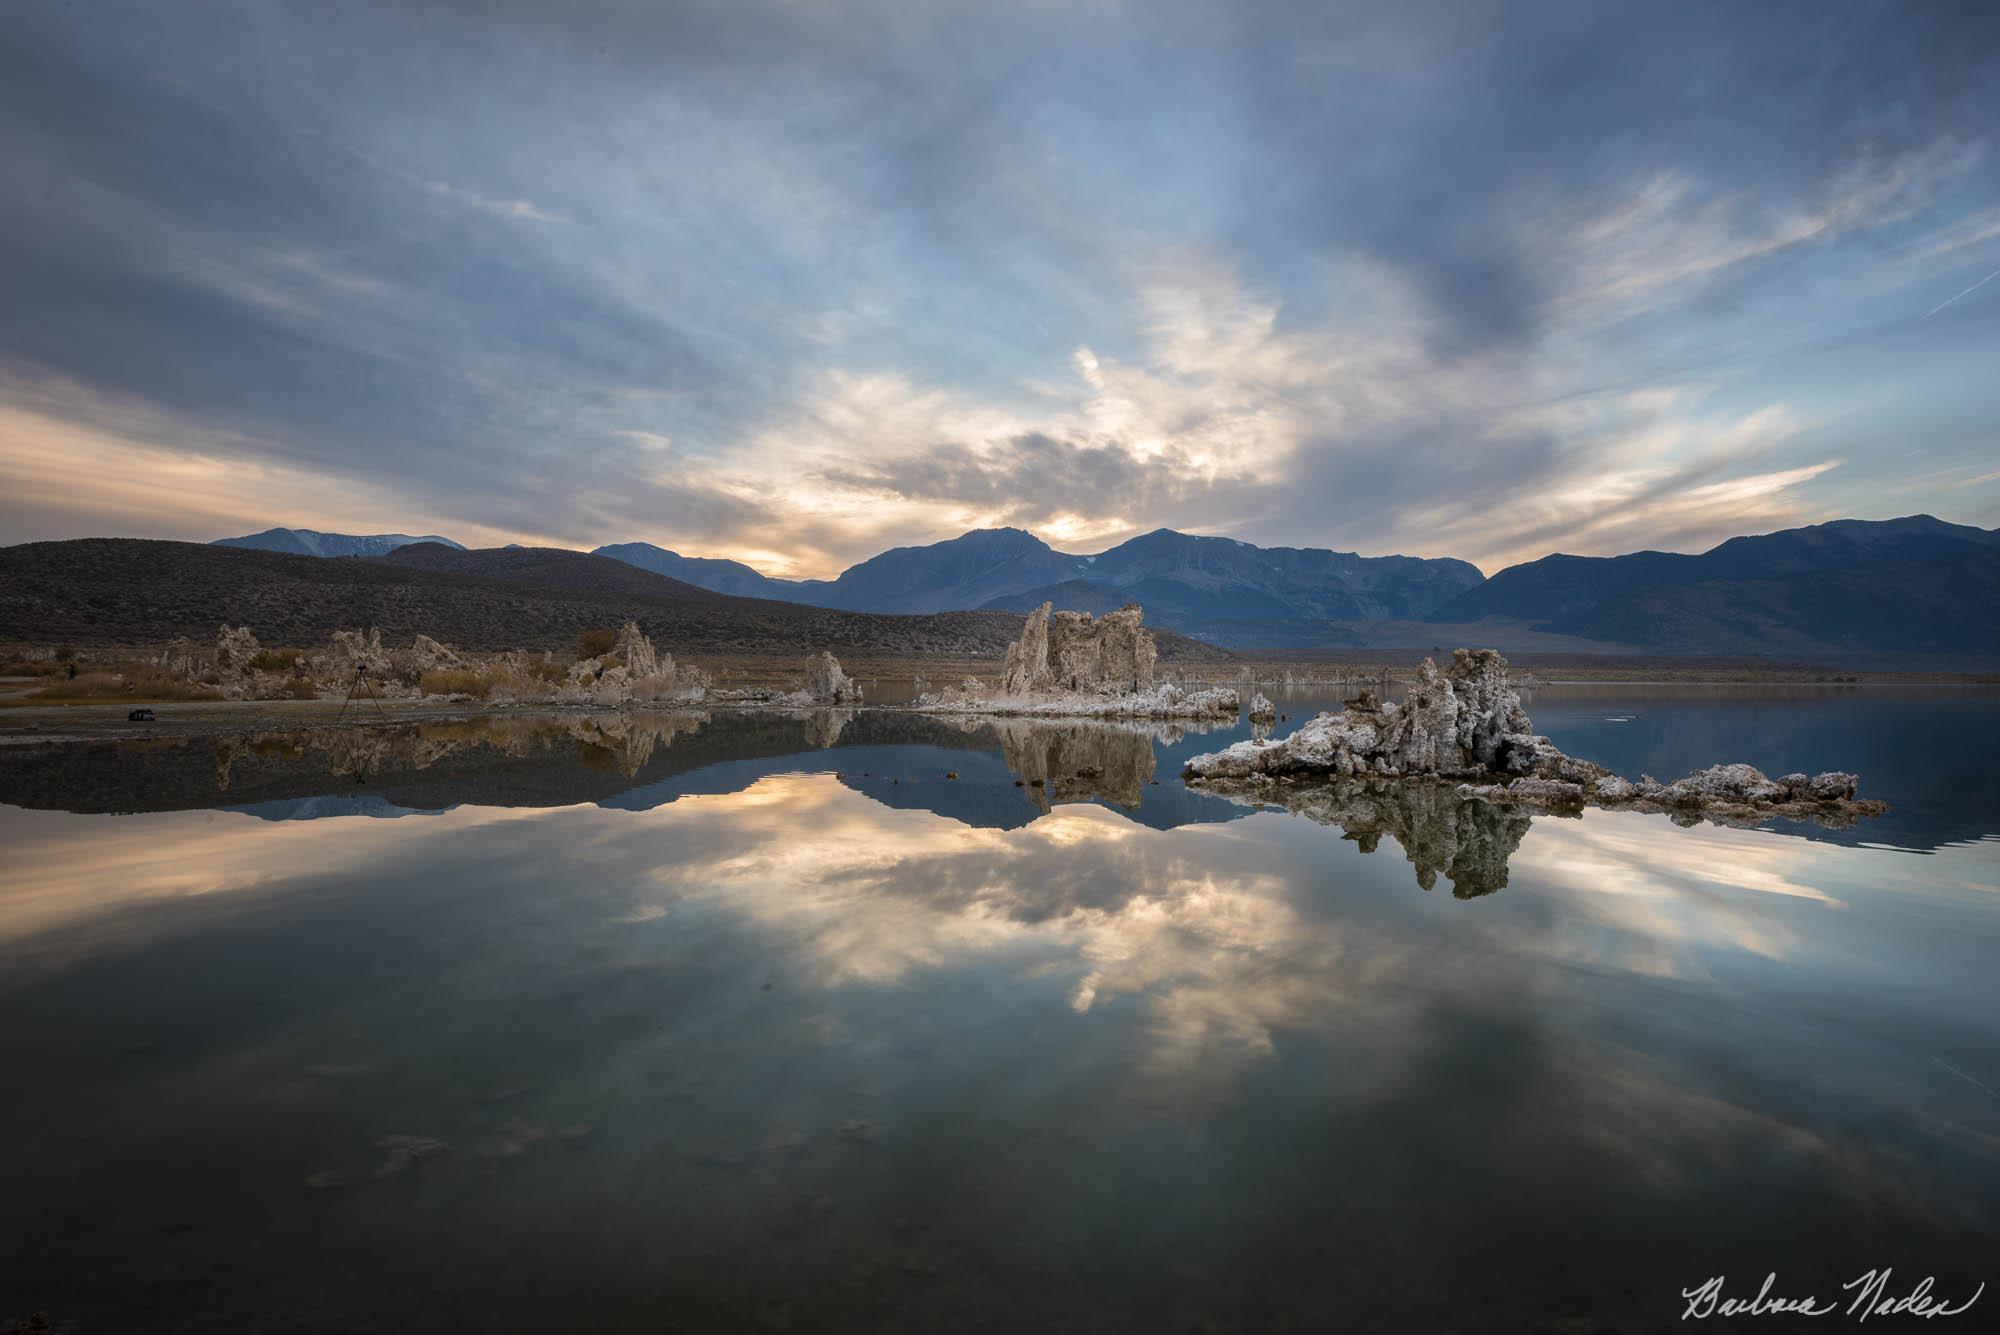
[{"xmin": 418, "ymin": 178, "xmax": 567, "ymax": 224}]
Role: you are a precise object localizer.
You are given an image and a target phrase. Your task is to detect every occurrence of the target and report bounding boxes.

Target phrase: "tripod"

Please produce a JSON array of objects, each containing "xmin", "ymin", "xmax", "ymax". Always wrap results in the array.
[{"xmin": 333, "ymin": 663, "xmax": 391, "ymax": 726}]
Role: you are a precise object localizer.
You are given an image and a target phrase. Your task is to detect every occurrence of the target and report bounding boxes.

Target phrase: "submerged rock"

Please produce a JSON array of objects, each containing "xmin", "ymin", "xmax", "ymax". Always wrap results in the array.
[
  {"xmin": 1458, "ymin": 761, "xmax": 1882, "ymax": 828},
  {"xmin": 371, "ymin": 1134, "xmax": 450, "ymax": 1180},
  {"xmin": 1185, "ymin": 649, "xmax": 1884, "ymax": 829}
]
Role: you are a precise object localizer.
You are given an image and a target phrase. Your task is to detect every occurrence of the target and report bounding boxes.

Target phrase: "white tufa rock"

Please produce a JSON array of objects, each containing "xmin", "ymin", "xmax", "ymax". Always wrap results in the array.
[
  {"xmin": 1184, "ymin": 649, "xmax": 1882, "ymax": 827},
  {"xmin": 1000, "ymin": 602, "xmax": 1157, "ymax": 696},
  {"xmin": 1184, "ymin": 650, "xmax": 1571, "ymax": 783},
  {"xmin": 918, "ymin": 681, "xmax": 1238, "ymax": 720},
  {"xmin": 553, "ymin": 622, "xmax": 708, "ymax": 707},
  {"xmin": 1592, "ymin": 775, "xmax": 1638, "ymax": 802},
  {"xmin": 802, "ymin": 651, "xmax": 863, "ymax": 705},
  {"xmin": 158, "ymin": 636, "xmax": 205, "ymax": 678},
  {"xmin": 215, "ymin": 625, "xmax": 262, "ymax": 674},
  {"xmin": 322, "ymin": 628, "xmax": 390, "ymax": 679},
  {"xmin": 945, "ymin": 603, "xmax": 1215, "ymax": 716},
  {"xmin": 613, "ymin": 620, "xmax": 658, "ymax": 679},
  {"xmin": 400, "ymin": 635, "xmax": 464, "ymax": 674}
]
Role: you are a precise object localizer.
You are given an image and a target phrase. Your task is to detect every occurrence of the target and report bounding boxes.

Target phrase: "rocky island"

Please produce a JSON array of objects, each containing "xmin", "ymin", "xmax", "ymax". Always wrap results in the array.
[{"xmin": 1183, "ymin": 648, "xmax": 1886, "ymax": 829}]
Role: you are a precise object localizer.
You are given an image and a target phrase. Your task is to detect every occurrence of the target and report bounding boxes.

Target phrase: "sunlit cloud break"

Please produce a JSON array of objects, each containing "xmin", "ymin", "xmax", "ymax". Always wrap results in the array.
[{"xmin": 0, "ymin": 1, "xmax": 1996, "ymax": 568}]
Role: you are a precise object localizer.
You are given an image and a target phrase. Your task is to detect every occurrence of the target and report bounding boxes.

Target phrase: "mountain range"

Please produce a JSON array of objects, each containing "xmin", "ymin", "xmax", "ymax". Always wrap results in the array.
[
  {"xmin": 203, "ymin": 515, "xmax": 2000, "ymax": 660},
  {"xmin": 1, "ymin": 539, "xmax": 1226, "ymax": 662},
  {"xmin": 1428, "ymin": 515, "xmax": 2000, "ymax": 657},
  {"xmin": 591, "ymin": 541, "xmax": 799, "ymax": 600},
  {"xmin": 215, "ymin": 527, "xmax": 465, "ymax": 558},
  {"xmin": 593, "ymin": 527, "xmax": 1485, "ymax": 631}
]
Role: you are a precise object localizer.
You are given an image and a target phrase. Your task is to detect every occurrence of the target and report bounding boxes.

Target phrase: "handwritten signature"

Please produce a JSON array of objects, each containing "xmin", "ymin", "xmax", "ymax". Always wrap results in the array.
[{"xmin": 1682, "ymin": 1271, "xmax": 1984, "ymax": 1322}]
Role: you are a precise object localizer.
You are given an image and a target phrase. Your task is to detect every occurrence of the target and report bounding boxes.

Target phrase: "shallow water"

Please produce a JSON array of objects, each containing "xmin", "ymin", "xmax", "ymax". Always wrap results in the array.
[{"xmin": 2, "ymin": 686, "xmax": 1996, "ymax": 1332}]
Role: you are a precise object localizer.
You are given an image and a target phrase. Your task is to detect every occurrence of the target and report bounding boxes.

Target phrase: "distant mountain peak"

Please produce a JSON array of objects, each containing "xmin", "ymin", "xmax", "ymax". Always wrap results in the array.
[
  {"xmin": 589, "ymin": 522, "xmax": 1485, "ymax": 629},
  {"xmin": 940, "ymin": 526, "xmax": 1053, "ymax": 549},
  {"xmin": 1426, "ymin": 513, "xmax": 2000, "ymax": 657},
  {"xmin": 213, "ymin": 527, "xmax": 465, "ymax": 559},
  {"xmin": 600, "ymin": 539, "xmax": 684, "ymax": 558},
  {"xmin": 591, "ymin": 541, "xmax": 798, "ymax": 601}
]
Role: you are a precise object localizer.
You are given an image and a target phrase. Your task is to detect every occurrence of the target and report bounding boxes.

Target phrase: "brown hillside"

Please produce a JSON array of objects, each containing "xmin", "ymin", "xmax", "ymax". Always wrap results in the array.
[
  {"xmin": 378, "ymin": 542, "xmax": 730, "ymax": 601},
  {"xmin": 0, "ymin": 539, "xmax": 1235, "ymax": 663}
]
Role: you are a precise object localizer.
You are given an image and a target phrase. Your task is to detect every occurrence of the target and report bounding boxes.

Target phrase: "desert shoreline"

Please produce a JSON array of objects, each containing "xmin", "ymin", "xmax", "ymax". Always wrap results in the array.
[{"xmin": 6, "ymin": 672, "xmax": 1997, "ymax": 747}]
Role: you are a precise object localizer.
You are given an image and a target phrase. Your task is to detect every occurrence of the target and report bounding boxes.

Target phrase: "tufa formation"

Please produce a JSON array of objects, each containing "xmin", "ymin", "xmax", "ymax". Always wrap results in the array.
[
  {"xmin": 1184, "ymin": 649, "xmax": 1883, "ymax": 827},
  {"xmin": 1000, "ymin": 602, "xmax": 1159, "ymax": 695}
]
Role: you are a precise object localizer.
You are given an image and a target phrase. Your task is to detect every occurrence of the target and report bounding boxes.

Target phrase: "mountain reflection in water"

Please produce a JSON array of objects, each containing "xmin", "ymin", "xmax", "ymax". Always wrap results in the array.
[
  {"xmin": 4, "ymin": 687, "xmax": 1997, "ymax": 896},
  {"xmin": 1, "ymin": 689, "xmax": 1997, "ymax": 1333},
  {"xmin": 0, "ymin": 710, "xmax": 1591, "ymax": 898}
]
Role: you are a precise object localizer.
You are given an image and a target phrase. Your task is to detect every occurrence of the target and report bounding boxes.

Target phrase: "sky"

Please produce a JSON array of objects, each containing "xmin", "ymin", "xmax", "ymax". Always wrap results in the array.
[{"xmin": 1, "ymin": 0, "xmax": 1997, "ymax": 579}]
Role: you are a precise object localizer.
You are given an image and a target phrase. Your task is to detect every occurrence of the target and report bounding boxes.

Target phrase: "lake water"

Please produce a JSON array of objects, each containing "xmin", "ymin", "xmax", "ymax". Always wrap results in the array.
[{"xmin": 3, "ymin": 685, "xmax": 1997, "ymax": 1333}]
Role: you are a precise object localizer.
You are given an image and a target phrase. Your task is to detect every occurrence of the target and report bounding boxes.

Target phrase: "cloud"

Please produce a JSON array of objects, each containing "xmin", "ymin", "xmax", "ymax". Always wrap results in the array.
[
  {"xmin": 0, "ymin": 1, "xmax": 1996, "ymax": 571},
  {"xmin": 1392, "ymin": 403, "xmax": 1845, "ymax": 569},
  {"xmin": 0, "ymin": 380, "xmax": 513, "ymax": 547},
  {"xmin": 1528, "ymin": 140, "xmax": 1979, "ymax": 329},
  {"xmin": 0, "ymin": 372, "xmax": 774, "ymax": 552},
  {"xmin": 1907, "ymin": 203, "xmax": 2000, "ymax": 263},
  {"xmin": 419, "ymin": 179, "xmax": 566, "ymax": 224},
  {"xmin": 706, "ymin": 248, "xmax": 1860, "ymax": 572}
]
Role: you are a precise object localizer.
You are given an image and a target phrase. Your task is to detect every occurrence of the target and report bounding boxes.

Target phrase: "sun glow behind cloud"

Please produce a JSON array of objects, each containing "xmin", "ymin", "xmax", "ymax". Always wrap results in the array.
[
  {"xmin": 0, "ymin": 390, "xmax": 539, "ymax": 549},
  {"xmin": 0, "ymin": 1, "xmax": 1995, "ymax": 569}
]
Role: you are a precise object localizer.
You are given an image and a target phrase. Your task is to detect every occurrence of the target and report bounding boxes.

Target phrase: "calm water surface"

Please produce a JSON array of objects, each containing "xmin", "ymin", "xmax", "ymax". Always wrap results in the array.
[{"xmin": 2, "ymin": 685, "xmax": 1997, "ymax": 1333}]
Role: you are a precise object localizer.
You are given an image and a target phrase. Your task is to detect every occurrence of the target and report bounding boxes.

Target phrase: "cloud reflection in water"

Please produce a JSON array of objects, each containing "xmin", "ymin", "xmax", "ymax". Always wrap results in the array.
[{"xmin": 1, "ymin": 758, "xmax": 1997, "ymax": 1331}]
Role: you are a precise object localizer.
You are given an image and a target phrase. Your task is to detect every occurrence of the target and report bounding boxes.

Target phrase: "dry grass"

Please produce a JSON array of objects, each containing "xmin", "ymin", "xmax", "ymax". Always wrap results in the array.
[
  {"xmin": 577, "ymin": 628, "xmax": 618, "ymax": 660},
  {"xmin": 419, "ymin": 668, "xmax": 498, "ymax": 699},
  {"xmin": 248, "ymin": 647, "xmax": 308, "ymax": 672},
  {"xmin": 0, "ymin": 657, "xmax": 72, "ymax": 678},
  {"xmin": 29, "ymin": 663, "xmax": 223, "ymax": 702},
  {"xmin": 419, "ymin": 664, "xmax": 575, "ymax": 699}
]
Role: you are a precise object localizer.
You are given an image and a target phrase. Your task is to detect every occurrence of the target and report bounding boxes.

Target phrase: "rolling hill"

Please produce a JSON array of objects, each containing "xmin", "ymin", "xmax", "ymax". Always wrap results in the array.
[{"xmin": 0, "ymin": 539, "xmax": 1234, "ymax": 663}]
